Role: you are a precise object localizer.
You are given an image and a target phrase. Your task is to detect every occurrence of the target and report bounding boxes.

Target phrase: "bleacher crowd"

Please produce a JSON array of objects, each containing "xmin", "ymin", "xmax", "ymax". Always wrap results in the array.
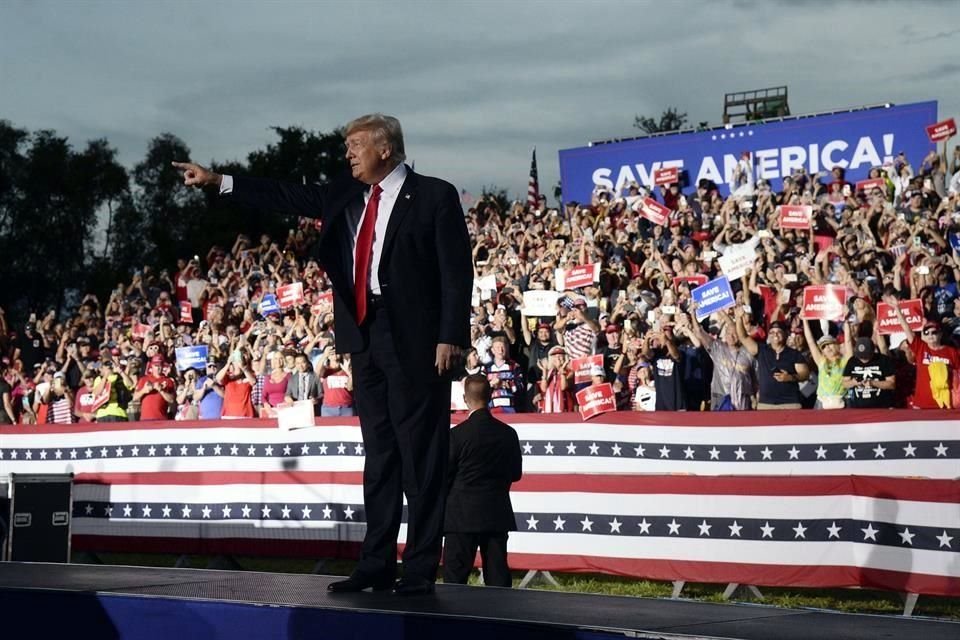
[{"xmin": 1, "ymin": 142, "xmax": 959, "ymax": 424}]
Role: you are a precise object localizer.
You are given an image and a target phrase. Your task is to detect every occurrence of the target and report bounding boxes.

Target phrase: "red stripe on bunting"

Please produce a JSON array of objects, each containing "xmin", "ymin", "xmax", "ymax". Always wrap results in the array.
[
  {"xmin": 75, "ymin": 471, "xmax": 365, "ymax": 486},
  {"xmin": 4, "ymin": 408, "xmax": 956, "ymax": 435}
]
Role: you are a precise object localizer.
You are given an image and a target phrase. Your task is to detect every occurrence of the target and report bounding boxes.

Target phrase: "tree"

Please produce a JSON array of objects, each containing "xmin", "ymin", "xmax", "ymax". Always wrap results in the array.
[{"xmin": 633, "ymin": 107, "xmax": 689, "ymax": 135}]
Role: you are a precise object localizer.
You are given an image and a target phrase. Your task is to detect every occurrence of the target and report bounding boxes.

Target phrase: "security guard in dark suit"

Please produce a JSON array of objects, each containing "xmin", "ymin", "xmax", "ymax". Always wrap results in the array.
[{"xmin": 443, "ymin": 374, "xmax": 523, "ymax": 587}]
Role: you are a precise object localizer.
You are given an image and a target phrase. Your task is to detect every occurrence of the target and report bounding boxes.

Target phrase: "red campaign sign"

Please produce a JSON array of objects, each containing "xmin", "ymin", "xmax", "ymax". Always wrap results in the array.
[
  {"xmin": 926, "ymin": 118, "xmax": 957, "ymax": 143},
  {"xmin": 87, "ymin": 379, "xmax": 112, "ymax": 413},
  {"xmin": 801, "ymin": 285, "xmax": 848, "ymax": 321},
  {"xmin": 561, "ymin": 264, "xmax": 599, "ymax": 290},
  {"xmin": 310, "ymin": 291, "xmax": 334, "ymax": 317},
  {"xmin": 876, "ymin": 299, "xmax": 924, "ymax": 335},
  {"xmin": 179, "ymin": 302, "xmax": 193, "ymax": 324},
  {"xmin": 576, "ymin": 383, "xmax": 617, "ymax": 421},
  {"xmin": 653, "ymin": 167, "xmax": 680, "ymax": 186},
  {"xmin": 855, "ymin": 178, "xmax": 886, "ymax": 194},
  {"xmin": 132, "ymin": 323, "xmax": 152, "ymax": 340},
  {"xmin": 639, "ymin": 197, "xmax": 671, "ymax": 225},
  {"xmin": 277, "ymin": 282, "xmax": 305, "ymax": 309},
  {"xmin": 779, "ymin": 205, "xmax": 812, "ymax": 229},
  {"xmin": 571, "ymin": 354, "xmax": 604, "ymax": 385},
  {"xmin": 672, "ymin": 274, "xmax": 708, "ymax": 288}
]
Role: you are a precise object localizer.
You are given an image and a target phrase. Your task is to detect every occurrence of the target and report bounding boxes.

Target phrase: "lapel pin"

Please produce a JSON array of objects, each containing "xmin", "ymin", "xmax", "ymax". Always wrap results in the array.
[{"xmin": 404, "ymin": 194, "xmax": 411, "ymax": 199}]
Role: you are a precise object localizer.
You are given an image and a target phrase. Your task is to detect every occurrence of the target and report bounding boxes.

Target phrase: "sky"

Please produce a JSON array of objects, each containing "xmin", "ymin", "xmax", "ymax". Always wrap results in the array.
[{"xmin": 1, "ymin": 0, "xmax": 958, "ymax": 203}]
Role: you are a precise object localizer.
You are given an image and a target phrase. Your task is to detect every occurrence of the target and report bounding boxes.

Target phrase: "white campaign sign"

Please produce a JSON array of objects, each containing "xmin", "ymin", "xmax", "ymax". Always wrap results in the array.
[
  {"xmin": 717, "ymin": 239, "xmax": 758, "ymax": 280},
  {"xmin": 521, "ymin": 290, "xmax": 560, "ymax": 317}
]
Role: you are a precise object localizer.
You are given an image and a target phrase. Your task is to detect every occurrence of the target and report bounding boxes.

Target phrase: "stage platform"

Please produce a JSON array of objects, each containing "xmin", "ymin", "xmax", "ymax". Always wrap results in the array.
[{"xmin": 1, "ymin": 563, "xmax": 957, "ymax": 640}]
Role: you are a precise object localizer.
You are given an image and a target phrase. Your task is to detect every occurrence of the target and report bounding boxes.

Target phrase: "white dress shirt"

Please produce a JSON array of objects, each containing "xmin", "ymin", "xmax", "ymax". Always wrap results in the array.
[{"xmin": 220, "ymin": 163, "xmax": 407, "ymax": 296}]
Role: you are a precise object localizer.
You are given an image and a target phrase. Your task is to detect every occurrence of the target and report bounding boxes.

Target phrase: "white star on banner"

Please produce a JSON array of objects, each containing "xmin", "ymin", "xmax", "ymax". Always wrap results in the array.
[
  {"xmin": 934, "ymin": 442, "xmax": 948, "ymax": 457},
  {"xmin": 843, "ymin": 445, "xmax": 857, "ymax": 459},
  {"xmin": 247, "ymin": 446, "xmax": 256, "ymax": 456},
  {"xmin": 698, "ymin": 520, "xmax": 712, "ymax": 536},
  {"xmin": 322, "ymin": 506, "xmax": 333, "ymax": 519},
  {"xmin": 343, "ymin": 506, "xmax": 355, "ymax": 520},
  {"xmin": 39, "ymin": 450, "xmax": 47, "ymax": 460},
  {"xmin": 71, "ymin": 449, "xmax": 79, "ymax": 459},
  {"xmin": 222, "ymin": 505, "xmax": 232, "ymax": 519},
  {"xmin": 708, "ymin": 447, "xmax": 720, "ymax": 460},
  {"xmin": 815, "ymin": 446, "xmax": 828, "ymax": 459},
  {"xmin": 337, "ymin": 443, "xmax": 347, "ymax": 455},
  {"xmin": 354, "ymin": 444, "xmax": 363, "ymax": 455},
  {"xmin": 827, "ymin": 522, "xmax": 842, "ymax": 539},
  {"xmin": 10, "ymin": 451, "xmax": 17, "ymax": 460},
  {"xmin": 201, "ymin": 506, "xmax": 212, "ymax": 519},
  {"xmin": 230, "ymin": 445, "xmax": 239, "ymax": 455},
  {"xmin": 114, "ymin": 447, "xmax": 123, "ymax": 457},
  {"xmin": 84, "ymin": 504, "xmax": 93, "ymax": 515},
  {"xmin": 319, "ymin": 444, "xmax": 328, "ymax": 455},
  {"xmin": 638, "ymin": 518, "xmax": 652, "ymax": 534},
  {"xmin": 760, "ymin": 447, "xmax": 773, "ymax": 460},
  {"xmin": 580, "ymin": 517, "xmax": 593, "ymax": 532},
  {"xmin": 100, "ymin": 447, "xmax": 109, "ymax": 457},
  {"xmin": 522, "ymin": 442, "xmax": 533, "ymax": 454},
  {"xmin": 241, "ymin": 505, "xmax": 252, "ymax": 518},
  {"xmin": 526, "ymin": 516, "xmax": 539, "ymax": 530},
  {"xmin": 553, "ymin": 516, "xmax": 566, "ymax": 531},
  {"xmin": 760, "ymin": 522, "xmax": 775, "ymax": 538},
  {"xmin": 0, "ymin": 450, "xmax": 4, "ymax": 460},
  {"xmin": 141, "ymin": 505, "xmax": 152, "ymax": 518},
  {"xmin": 281, "ymin": 505, "xmax": 292, "ymax": 519},
  {"xmin": 787, "ymin": 447, "xmax": 800, "ymax": 460},
  {"xmin": 609, "ymin": 518, "xmax": 622, "ymax": 533},
  {"xmin": 196, "ymin": 445, "xmax": 205, "ymax": 456},
  {"xmin": 131, "ymin": 446, "xmax": 140, "ymax": 457},
  {"xmin": 683, "ymin": 447, "xmax": 695, "ymax": 460},
  {"xmin": 611, "ymin": 443, "xmax": 622, "ymax": 456},
  {"xmin": 659, "ymin": 446, "xmax": 671, "ymax": 458},
  {"xmin": 164, "ymin": 446, "xmax": 172, "ymax": 456},
  {"xmin": 589, "ymin": 443, "xmax": 600, "ymax": 455},
  {"xmin": 83, "ymin": 448, "xmax": 91, "ymax": 458},
  {"xmin": 861, "ymin": 523, "xmax": 878, "ymax": 541},
  {"xmin": 301, "ymin": 506, "xmax": 312, "ymax": 519},
  {"xmin": 162, "ymin": 505, "xmax": 172, "ymax": 518},
  {"xmin": 898, "ymin": 528, "xmax": 915, "ymax": 545},
  {"xmin": 179, "ymin": 446, "xmax": 188, "ymax": 456},
  {"xmin": 734, "ymin": 447, "xmax": 746, "ymax": 460},
  {"xmin": 283, "ymin": 445, "xmax": 292, "ymax": 456},
  {"xmin": 937, "ymin": 531, "xmax": 954, "ymax": 548},
  {"xmin": 872, "ymin": 444, "xmax": 886, "ymax": 458},
  {"xmin": 544, "ymin": 442, "xmax": 555, "ymax": 454},
  {"xmin": 105, "ymin": 506, "xmax": 114, "ymax": 517},
  {"xmin": 213, "ymin": 445, "xmax": 222, "ymax": 455},
  {"xmin": 261, "ymin": 505, "xmax": 271, "ymax": 518},
  {"xmin": 24, "ymin": 450, "xmax": 32, "ymax": 460},
  {"xmin": 667, "ymin": 519, "xmax": 681, "ymax": 535},
  {"xmin": 566, "ymin": 443, "xmax": 577, "ymax": 455},
  {"xmin": 148, "ymin": 446, "xmax": 157, "ymax": 456},
  {"xmin": 634, "ymin": 444, "xmax": 646, "ymax": 457},
  {"xmin": 748, "ymin": 130, "xmax": 754, "ymax": 136},
  {"xmin": 902, "ymin": 443, "xmax": 917, "ymax": 457},
  {"xmin": 264, "ymin": 445, "xmax": 274, "ymax": 456},
  {"xmin": 793, "ymin": 522, "xmax": 807, "ymax": 539},
  {"xmin": 123, "ymin": 504, "xmax": 132, "ymax": 517},
  {"xmin": 301, "ymin": 444, "xmax": 310, "ymax": 455},
  {"xmin": 182, "ymin": 505, "xmax": 192, "ymax": 518},
  {"xmin": 728, "ymin": 521, "xmax": 743, "ymax": 537}
]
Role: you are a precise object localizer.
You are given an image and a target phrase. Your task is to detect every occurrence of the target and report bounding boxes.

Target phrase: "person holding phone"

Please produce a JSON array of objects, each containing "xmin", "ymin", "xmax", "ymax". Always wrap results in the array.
[{"xmin": 736, "ymin": 319, "xmax": 810, "ymax": 410}]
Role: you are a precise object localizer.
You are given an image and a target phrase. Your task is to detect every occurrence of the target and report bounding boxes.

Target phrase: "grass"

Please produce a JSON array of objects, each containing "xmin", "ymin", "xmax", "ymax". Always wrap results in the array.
[{"xmin": 76, "ymin": 552, "xmax": 960, "ymax": 620}]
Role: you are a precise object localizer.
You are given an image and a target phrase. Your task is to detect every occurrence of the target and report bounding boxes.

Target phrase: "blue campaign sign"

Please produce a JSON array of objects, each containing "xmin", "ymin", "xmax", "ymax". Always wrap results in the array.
[
  {"xmin": 692, "ymin": 276, "xmax": 736, "ymax": 321},
  {"xmin": 559, "ymin": 101, "xmax": 938, "ymax": 204},
  {"xmin": 260, "ymin": 293, "xmax": 280, "ymax": 316},
  {"xmin": 950, "ymin": 232, "xmax": 960, "ymax": 253},
  {"xmin": 175, "ymin": 345, "xmax": 208, "ymax": 372}
]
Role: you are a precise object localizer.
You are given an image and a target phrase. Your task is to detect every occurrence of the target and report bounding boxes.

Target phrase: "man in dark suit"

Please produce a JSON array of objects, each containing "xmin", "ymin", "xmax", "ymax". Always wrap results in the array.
[
  {"xmin": 173, "ymin": 114, "xmax": 473, "ymax": 595},
  {"xmin": 284, "ymin": 352, "xmax": 322, "ymax": 407},
  {"xmin": 443, "ymin": 374, "xmax": 522, "ymax": 588}
]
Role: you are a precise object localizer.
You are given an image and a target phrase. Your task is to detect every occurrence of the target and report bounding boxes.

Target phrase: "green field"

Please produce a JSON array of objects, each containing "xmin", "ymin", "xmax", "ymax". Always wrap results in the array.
[{"xmin": 77, "ymin": 552, "xmax": 960, "ymax": 620}]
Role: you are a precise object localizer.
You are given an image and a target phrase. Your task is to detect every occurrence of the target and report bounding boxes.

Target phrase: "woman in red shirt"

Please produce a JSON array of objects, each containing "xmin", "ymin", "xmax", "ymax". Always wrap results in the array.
[
  {"xmin": 217, "ymin": 351, "xmax": 257, "ymax": 419},
  {"xmin": 319, "ymin": 348, "xmax": 354, "ymax": 417}
]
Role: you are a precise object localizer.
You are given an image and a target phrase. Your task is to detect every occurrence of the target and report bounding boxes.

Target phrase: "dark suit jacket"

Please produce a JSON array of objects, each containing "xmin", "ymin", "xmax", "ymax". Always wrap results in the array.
[
  {"xmin": 444, "ymin": 408, "xmax": 523, "ymax": 533},
  {"xmin": 228, "ymin": 168, "xmax": 473, "ymax": 375},
  {"xmin": 285, "ymin": 371, "xmax": 321, "ymax": 402}
]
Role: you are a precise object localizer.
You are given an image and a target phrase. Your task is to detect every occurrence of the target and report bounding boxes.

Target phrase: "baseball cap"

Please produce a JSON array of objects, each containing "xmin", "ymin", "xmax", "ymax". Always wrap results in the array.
[
  {"xmin": 605, "ymin": 324, "xmax": 621, "ymax": 334},
  {"xmin": 537, "ymin": 322, "xmax": 552, "ymax": 331},
  {"xmin": 149, "ymin": 355, "xmax": 165, "ymax": 366},
  {"xmin": 548, "ymin": 346, "xmax": 565, "ymax": 356},
  {"xmin": 854, "ymin": 338, "xmax": 874, "ymax": 360},
  {"xmin": 817, "ymin": 335, "xmax": 838, "ymax": 348}
]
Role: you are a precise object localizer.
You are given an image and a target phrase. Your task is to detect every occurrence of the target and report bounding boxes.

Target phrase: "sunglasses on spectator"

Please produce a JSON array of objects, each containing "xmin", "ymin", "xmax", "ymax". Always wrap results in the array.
[{"xmin": 922, "ymin": 328, "xmax": 938, "ymax": 335}]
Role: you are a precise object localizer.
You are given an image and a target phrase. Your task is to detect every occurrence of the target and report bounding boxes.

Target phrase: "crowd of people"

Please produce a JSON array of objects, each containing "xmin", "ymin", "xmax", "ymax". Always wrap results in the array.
[{"xmin": 2, "ymin": 141, "xmax": 959, "ymax": 424}]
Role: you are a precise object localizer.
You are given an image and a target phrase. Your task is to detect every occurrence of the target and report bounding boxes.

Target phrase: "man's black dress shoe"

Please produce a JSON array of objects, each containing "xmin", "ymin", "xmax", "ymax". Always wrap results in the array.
[
  {"xmin": 392, "ymin": 577, "xmax": 435, "ymax": 596},
  {"xmin": 327, "ymin": 573, "xmax": 395, "ymax": 593}
]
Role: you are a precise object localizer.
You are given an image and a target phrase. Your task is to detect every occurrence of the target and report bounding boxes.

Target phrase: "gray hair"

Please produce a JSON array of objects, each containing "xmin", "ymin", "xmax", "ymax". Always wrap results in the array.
[{"xmin": 344, "ymin": 113, "xmax": 406, "ymax": 163}]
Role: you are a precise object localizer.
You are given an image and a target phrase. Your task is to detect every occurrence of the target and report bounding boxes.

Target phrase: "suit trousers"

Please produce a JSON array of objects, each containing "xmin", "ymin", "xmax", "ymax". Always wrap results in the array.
[
  {"xmin": 350, "ymin": 301, "xmax": 450, "ymax": 582},
  {"xmin": 442, "ymin": 532, "xmax": 511, "ymax": 587}
]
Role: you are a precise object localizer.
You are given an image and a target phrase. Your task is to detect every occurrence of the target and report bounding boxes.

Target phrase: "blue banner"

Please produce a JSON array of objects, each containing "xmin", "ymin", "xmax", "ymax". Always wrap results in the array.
[
  {"xmin": 559, "ymin": 101, "xmax": 938, "ymax": 204},
  {"xmin": 175, "ymin": 345, "xmax": 208, "ymax": 372},
  {"xmin": 260, "ymin": 293, "xmax": 280, "ymax": 316},
  {"xmin": 692, "ymin": 276, "xmax": 735, "ymax": 321}
]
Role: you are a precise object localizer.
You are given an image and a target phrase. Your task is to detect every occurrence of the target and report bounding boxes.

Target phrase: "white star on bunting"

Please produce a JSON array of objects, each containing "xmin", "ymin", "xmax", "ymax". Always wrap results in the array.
[
  {"xmin": 544, "ymin": 442, "xmax": 554, "ymax": 454},
  {"xmin": 638, "ymin": 518, "xmax": 652, "ymax": 534},
  {"xmin": 566, "ymin": 443, "xmax": 577, "ymax": 455},
  {"xmin": 580, "ymin": 517, "xmax": 593, "ymax": 532},
  {"xmin": 872, "ymin": 444, "xmax": 886, "ymax": 458},
  {"xmin": 609, "ymin": 518, "xmax": 622, "ymax": 533},
  {"xmin": 301, "ymin": 505, "xmax": 312, "ymax": 519},
  {"xmin": 659, "ymin": 446, "xmax": 671, "ymax": 458},
  {"xmin": 937, "ymin": 531, "xmax": 953, "ymax": 548},
  {"xmin": 337, "ymin": 443, "xmax": 347, "ymax": 455},
  {"xmin": 611, "ymin": 443, "xmax": 622, "ymax": 456},
  {"xmin": 553, "ymin": 516, "xmax": 565, "ymax": 531},
  {"xmin": 861, "ymin": 524, "xmax": 878, "ymax": 541},
  {"xmin": 589, "ymin": 443, "xmax": 600, "ymax": 455},
  {"xmin": 760, "ymin": 522, "xmax": 775, "ymax": 538},
  {"xmin": 522, "ymin": 442, "xmax": 533, "ymax": 454},
  {"xmin": 898, "ymin": 528, "xmax": 915, "ymax": 545},
  {"xmin": 760, "ymin": 447, "xmax": 773, "ymax": 460},
  {"xmin": 793, "ymin": 522, "xmax": 807, "ymax": 539},
  {"xmin": 902, "ymin": 443, "xmax": 916, "ymax": 457},
  {"xmin": 526, "ymin": 516, "xmax": 539, "ymax": 530},
  {"xmin": 343, "ymin": 506, "xmax": 354, "ymax": 520},
  {"xmin": 708, "ymin": 447, "xmax": 720, "ymax": 460},
  {"xmin": 787, "ymin": 446, "xmax": 800, "ymax": 460},
  {"xmin": 728, "ymin": 521, "xmax": 743, "ymax": 537},
  {"xmin": 634, "ymin": 444, "xmax": 645, "ymax": 457},
  {"xmin": 241, "ymin": 505, "xmax": 252, "ymax": 518},
  {"xmin": 667, "ymin": 519, "xmax": 681, "ymax": 535},
  {"xmin": 815, "ymin": 446, "xmax": 827, "ymax": 459},
  {"xmin": 734, "ymin": 447, "xmax": 746, "ymax": 460},
  {"xmin": 843, "ymin": 445, "xmax": 856, "ymax": 459},
  {"xmin": 827, "ymin": 522, "xmax": 842, "ymax": 539},
  {"xmin": 698, "ymin": 520, "xmax": 712, "ymax": 536}
]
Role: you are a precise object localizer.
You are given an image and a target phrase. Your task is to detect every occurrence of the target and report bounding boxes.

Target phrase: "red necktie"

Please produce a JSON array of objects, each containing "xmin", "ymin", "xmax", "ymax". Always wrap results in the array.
[{"xmin": 354, "ymin": 184, "xmax": 382, "ymax": 324}]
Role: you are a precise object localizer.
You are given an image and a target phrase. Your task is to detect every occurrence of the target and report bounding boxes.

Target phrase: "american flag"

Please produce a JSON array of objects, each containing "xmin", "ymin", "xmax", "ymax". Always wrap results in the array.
[
  {"xmin": 527, "ymin": 148, "xmax": 539, "ymax": 208},
  {"xmin": 2, "ymin": 411, "xmax": 957, "ymax": 596}
]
